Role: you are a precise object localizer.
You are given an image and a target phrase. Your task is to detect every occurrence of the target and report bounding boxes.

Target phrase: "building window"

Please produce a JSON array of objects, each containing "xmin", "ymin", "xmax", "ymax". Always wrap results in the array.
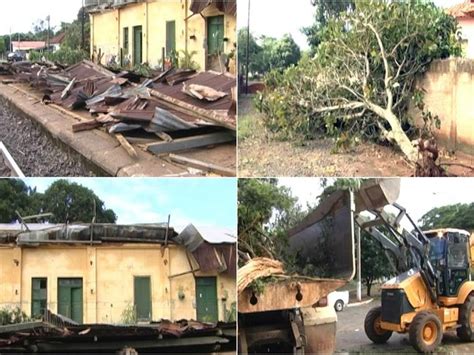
[
  {"xmin": 31, "ymin": 278, "xmax": 47, "ymax": 319},
  {"xmin": 123, "ymin": 27, "xmax": 129, "ymax": 55}
]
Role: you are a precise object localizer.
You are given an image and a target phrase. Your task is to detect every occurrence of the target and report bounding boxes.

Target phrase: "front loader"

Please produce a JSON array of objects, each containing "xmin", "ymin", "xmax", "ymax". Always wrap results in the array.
[
  {"xmin": 288, "ymin": 178, "xmax": 474, "ymax": 353},
  {"xmin": 353, "ymin": 181, "xmax": 474, "ymax": 353}
]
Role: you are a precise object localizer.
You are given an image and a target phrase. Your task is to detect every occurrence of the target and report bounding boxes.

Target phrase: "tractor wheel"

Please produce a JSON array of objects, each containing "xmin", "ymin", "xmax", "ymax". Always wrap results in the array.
[
  {"xmin": 409, "ymin": 311, "xmax": 443, "ymax": 353},
  {"xmin": 457, "ymin": 295, "xmax": 474, "ymax": 341},
  {"xmin": 364, "ymin": 307, "xmax": 393, "ymax": 344}
]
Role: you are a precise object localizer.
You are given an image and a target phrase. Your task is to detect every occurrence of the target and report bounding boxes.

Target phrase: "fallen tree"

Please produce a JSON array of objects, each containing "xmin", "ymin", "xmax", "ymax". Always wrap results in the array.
[{"xmin": 257, "ymin": 0, "xmax": 460, "ymax": 165}]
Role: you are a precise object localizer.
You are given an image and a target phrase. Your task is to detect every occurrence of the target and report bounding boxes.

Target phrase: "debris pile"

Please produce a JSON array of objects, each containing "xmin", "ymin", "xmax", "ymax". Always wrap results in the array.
[
  {"xmin": 0, "ymin": 310, "xmax": 236, "ymax": 353},
  {"xmin": 3, "ymin": 60, "xmax": 236, "ymax": 176}
]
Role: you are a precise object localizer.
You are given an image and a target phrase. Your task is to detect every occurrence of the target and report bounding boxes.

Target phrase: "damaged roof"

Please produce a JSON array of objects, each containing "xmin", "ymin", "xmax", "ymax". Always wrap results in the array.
[
  {"xmin": 0, "ymin": 223, "xmax": 236, "ymax": 275},
  {"xmin": 190, "ymin": 0, "xmax": 237, "ymax": 16}
]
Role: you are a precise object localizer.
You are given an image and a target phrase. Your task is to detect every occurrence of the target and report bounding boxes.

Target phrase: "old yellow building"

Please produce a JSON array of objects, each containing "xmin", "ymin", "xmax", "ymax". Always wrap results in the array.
[
  {"xmin": 88, "ymin": 0, "xmax": 237, "ymax": 72},
  {"xmin": 0, "ymin": 223, "xmax": 236, "ymax": 325}
]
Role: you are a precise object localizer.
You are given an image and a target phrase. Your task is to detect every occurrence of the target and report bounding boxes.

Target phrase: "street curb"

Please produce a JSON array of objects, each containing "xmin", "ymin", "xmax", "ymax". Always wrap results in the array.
[{"xmin": 347, "ymin": 298, "xmax": 374, "ymax": 308}]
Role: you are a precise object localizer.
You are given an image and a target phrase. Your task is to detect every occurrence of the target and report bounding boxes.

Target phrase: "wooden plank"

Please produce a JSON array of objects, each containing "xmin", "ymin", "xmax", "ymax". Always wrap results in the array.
[
  {"xmin": 115, "ymin": 133, "xmax": 138, "ymax": 159},
  {"xmin": 238, "ymin": 279, "xmax": 346, "ymax": 314},
  {"xmin": 0, "ymin": 142, "xmax": 25, "ymax": 177},
  {"xmin": 61, "ymin": 77, "xmax": 76, "ymax": 99},
  {"xmin": 168, "ymin": 153, "xmax": 235, "ymax": 176},
  {"xmin": 72, "ymin": 120, "xmax": 101, "ymax": 133},
  {"xmin": 147, "ymin": 131, "xmax": 235, "ymax": 155}
]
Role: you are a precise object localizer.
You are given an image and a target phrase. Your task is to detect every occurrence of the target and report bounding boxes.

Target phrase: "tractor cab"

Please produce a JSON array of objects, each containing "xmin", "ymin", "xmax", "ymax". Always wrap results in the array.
[{"xmin": 425, "ymin": 229, "xmax": 471, "ymax": 297}]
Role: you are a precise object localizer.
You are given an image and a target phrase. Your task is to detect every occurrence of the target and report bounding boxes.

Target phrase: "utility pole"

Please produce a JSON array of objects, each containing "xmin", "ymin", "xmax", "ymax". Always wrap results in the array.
[
  {"xmin": 245, "ymin": 0, "xmax": 250, "ymax": 94},
  {"xmin": 9, "ymin": 27, "xmax": 12, "ymax": 53},
  {"xmin": 81, "ymin": 0, "xmax": 86, "ymax": 50},
  {"xmin": 47, "ymin": 15, "xmax": 51, "ymax": 52},
  {"xmin": 356, "ymin": 225, "xmax": 362, "ymax": 302}
]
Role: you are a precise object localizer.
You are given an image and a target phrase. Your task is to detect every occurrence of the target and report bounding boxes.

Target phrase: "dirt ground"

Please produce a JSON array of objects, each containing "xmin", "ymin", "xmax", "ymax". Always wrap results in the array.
[
  {"xmin": 0, "ymin": 97, "xmax": 96, "ymax": 177},
  {"xmin": 0, "ymin": 154, "xmax": 11, "ymax": 176},
  {"xmin": 337, "ymin": 299, "xmax": 474, "ymax": 354},
  {"xmin": 238, "ymin": 96, "xmax": 474, "ymax": 177}
]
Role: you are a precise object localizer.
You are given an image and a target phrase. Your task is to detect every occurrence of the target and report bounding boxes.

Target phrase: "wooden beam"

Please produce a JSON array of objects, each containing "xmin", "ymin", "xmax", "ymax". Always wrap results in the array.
[
  {"xmin": 72, "ymin": 120, "xmax": 101, "ymax": 133},
  {"xmin": 115, "ymin": 133, "xmax": 138, "ymax": 159},
  {"xmin": 147, "ymin": 131, "xmax": 235, "ymax": 155},
  {"xmin": 168, "ymin": 154, "xmax": 235, "ymax": 177}
]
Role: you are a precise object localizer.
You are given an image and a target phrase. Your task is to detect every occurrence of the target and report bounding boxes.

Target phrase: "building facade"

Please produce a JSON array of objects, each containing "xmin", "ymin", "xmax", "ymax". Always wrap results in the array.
[
  {"xmin": 88, "ymin": 0, "xmax": 236, "ymax": 72},
  {"xmin": 0, "ymin": 224, "xmax": 236, "ymax": 325}
]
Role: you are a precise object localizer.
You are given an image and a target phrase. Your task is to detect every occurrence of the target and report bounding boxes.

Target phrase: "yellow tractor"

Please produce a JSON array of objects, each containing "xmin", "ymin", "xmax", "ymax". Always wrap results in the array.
[{"xmin": 361, "ymin": 206, "xmax": 474, "ymax": 352}]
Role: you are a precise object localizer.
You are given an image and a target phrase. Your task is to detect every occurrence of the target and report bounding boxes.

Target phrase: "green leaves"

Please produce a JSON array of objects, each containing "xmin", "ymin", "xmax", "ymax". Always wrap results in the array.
[
  {"xmin": 419, "ymin": 203, "xmax": 474, "ymax": 231},
  {"xmin": 0, "ymin": 179, "xmax": 117, "ymax": 224},
  {"xmin": 258, "ymin": 0, "xmax": 460, "ymax": 145}
]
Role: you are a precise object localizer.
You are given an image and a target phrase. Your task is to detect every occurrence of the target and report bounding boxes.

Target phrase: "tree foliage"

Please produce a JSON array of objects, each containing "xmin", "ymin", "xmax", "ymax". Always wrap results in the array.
[
  {"xmin": 361, "ymin": 229, "xmax": 395, "ymax": 296},
  {"xmin": 303, "ymin": 0, "xmax": 355, "ymax": 50},
  {"xmin": 257, "ymin": 0, "xmax": 461, "ymax": 163},
  {"xmin": 419, "ymin": 203, "xmax": 474, "ymax": 231},
  {"xmin": 238, "ymin": 27, "xmax": 301, "ymax": 78},
  {"xmin": 238, "ymin": 179, "xmax": 298, "ymax": 259},
  {"xmin": 0, "ymin": 179, "xmax": 116, "ymax": 224}
]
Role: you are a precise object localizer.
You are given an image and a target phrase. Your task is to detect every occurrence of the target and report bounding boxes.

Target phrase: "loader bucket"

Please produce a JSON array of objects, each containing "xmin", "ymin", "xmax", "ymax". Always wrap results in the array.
[
  {"xmin": 355, "ymin": 178, "xmax": 401, "ymax": 212},
  {"xmin": 287, "ymin": 178, "xmax": 401, "ymax": 282},
  {"xmin": 288, "ymin": 189, "xmax": 355, "ymax": 281}
]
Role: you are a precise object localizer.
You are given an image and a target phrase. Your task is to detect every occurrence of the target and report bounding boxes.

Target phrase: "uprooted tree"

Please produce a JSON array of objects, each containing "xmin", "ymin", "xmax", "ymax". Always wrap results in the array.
[{"xmin": 257, "ymin": 0, "xmax": 461, "ymax": 164}]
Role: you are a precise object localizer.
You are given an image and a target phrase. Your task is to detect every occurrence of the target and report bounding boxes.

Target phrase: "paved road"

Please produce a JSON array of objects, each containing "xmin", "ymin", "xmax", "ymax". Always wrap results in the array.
[{"xmin": 336, "ymin": 299, "xmax": 474, "ymax": 354}]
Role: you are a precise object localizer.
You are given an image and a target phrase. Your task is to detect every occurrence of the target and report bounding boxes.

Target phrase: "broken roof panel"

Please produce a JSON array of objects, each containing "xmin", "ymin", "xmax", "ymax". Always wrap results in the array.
[
  {"xmin": 152, "ymin": 71, "xmax": 236, "ymax": 113},
  {"xmin": 190, "ymin": 0, "xmax": 236, "ymax": 16}
]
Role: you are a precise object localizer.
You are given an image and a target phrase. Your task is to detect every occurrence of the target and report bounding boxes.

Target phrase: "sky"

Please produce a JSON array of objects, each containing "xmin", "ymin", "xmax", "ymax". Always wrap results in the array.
[
  {"xmin": 278, "ymin": 178, "xmax": 474, "ymax": 224},
  {"xmin": 0, "ymin": 0, "xmax": 83, "ymax": 36},
  {"xmin": 21, "ymin": 178, "xmax": 237, "ymax": 233},
  {"xmin": 237, "ymin": 0, "xmax": 466, "ymax": 50}
]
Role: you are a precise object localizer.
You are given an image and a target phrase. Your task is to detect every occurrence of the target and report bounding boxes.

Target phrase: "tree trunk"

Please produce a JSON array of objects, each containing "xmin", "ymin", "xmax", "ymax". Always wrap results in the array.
[
  {"xmin": 366, "ymin": 279, "xmax": 372, "ymax": 297},
  {"xmin": 368, "ymin": 103, "xmax": 418, "ymax": 163}
]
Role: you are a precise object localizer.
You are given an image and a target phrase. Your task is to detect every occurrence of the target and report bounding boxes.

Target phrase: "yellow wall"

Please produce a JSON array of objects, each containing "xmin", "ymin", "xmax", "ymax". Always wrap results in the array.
[
  {"xmin": 0, "ymin": 244, "xmax": 235, "ymax": 324},
  {"xmin": 90, "ymin": 0, "xmax": 236, "ymax": 71}
]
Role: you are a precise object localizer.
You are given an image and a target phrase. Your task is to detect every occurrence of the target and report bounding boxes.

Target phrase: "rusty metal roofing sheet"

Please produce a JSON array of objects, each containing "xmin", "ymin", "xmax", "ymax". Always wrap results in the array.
[{"xmin": 152, "ymin": 71, "xmax": 236, "ymax": 113}]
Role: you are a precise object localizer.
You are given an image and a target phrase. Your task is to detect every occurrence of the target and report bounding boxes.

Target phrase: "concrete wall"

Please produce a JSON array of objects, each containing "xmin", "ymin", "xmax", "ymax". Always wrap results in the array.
[
  {"xmin": 90, "ymin": 0, "xmax": 236, "ymax": 71},
  {"xmin": 414, "ymin": 58, "xmax": 474, "ymax": 154},
  {"xmin": 458, "ymin": 17, "xmax": 474, "ymax": 59},
  {"xmin": 0, "ymin": 243, "xmax": 235, "ymax": 324}
]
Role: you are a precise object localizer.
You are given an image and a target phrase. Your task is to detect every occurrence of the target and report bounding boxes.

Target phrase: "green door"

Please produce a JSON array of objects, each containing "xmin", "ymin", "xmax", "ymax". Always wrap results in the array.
[
  {"xmin": 58, "ymin": 278, "xmax": 83, "ymax": 324},
  {"xmin": 134, "ymin": 276, "xmax": 152, "ymax": 321},
  {"xmin": 31, "ymin": 278, "xmax": 47, "ymax": 319},
  {"xmin": 207, "ymin": 15, "xmax": 224, "ymax": 55},
  {"xmin": 166, "ymin": 21, "xmax": 176, "ymax": 57},
  {"xmin": 195, "ymin": 277, "xmax": 218, "ymax": 323},
  {"xmin": 133, "ymin": 25, "xmax": 143, "ymax": 65}
]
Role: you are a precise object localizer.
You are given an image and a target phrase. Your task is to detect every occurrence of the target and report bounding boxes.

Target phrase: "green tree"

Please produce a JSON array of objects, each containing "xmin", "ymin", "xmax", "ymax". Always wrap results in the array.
[
  {"xmin": 42, "ymin": 180, "xmax": 116, "ymax": 224},
  {"xmin": 238, "ymin": 27, "xmax": 262, "ymax": 78},
  {"xmin": 259, "ymin": 34, "xmax": 301, "ymax": 73},
  {"xmin": 0, "ymin": 180, "xmax": 39, "ymax": 223},
  {"xmin": 419, "ymin": 203, "xmax": 474, "ymax": 231},
  {"xmin": 303, "ymin": 0, "xmax": 355, "ymax": 50},
  {"xmin": 258, "ymin": 0, "xmax": 460, "ymax": 163},
  {"xmin": 238, "ymin": 179, "xmax": 297, "ymax": 259},
  {"xmin": 0, "ymin": 37, "xmax": 6, "ymax": 53},
  {"xmin": 361, "ymin": 230, "xmax": 395, "ymax": 296}
]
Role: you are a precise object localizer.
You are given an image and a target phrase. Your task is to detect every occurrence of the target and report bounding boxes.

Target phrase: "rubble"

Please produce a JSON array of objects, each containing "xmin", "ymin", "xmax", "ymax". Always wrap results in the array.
[
  {"xmin": 1, "ymin": 59, "xmax": 236, "ymax": 176},
  {"xmin": 0, "ymin": 310, "xmax": 236, "ymax": 353}
]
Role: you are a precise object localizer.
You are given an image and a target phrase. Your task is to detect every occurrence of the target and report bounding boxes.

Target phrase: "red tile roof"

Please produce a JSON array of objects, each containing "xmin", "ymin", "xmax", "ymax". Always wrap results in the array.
[
  {"xmin": 51, "ymin": 32, "xmax": 66, "ymax": 45},
  {"xmin": 12, "ymin": 41, "xmax": 46, "ymax": 50},
  {"xmin": 447, "ymin": 0, "xmax": 474, "ymax": 18}
]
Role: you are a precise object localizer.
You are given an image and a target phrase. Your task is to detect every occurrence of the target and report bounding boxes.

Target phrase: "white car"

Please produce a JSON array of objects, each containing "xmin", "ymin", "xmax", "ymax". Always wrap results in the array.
[{"xmin": 328, "ymin": 290, "xmax": 350, "ymax": 312}]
